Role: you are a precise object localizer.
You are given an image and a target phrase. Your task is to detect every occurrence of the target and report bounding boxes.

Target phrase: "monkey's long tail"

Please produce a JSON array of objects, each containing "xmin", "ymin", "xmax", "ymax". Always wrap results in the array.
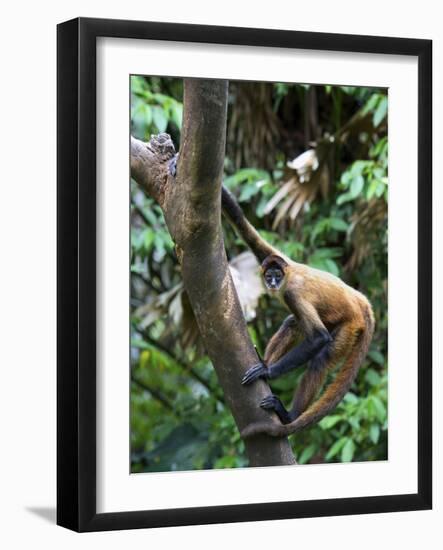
[
  {"xmin": 241, "ymin": 306, "xmax": 375, "ymax": 439},
  {"xmin": 221, "ymin": 187, "xmax": 278, "ymax": 263}
]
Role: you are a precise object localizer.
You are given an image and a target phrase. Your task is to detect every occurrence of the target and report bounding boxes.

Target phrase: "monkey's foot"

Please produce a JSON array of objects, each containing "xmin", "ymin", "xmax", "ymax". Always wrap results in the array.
[
  {"xmin": 260, "ymin": 394, "xmax": 291, "ymax": 424},
  {"xmin": 241, "ymin": 362, "xmax": 268, "ymax": 385},
  {"xmin": 260, "ymin": 394, "xmax": 282, "ymax": 409}
]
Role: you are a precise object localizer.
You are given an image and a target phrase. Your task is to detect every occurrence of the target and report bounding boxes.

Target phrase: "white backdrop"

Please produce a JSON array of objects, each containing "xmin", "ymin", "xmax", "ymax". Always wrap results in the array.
[
  {"xmin": 0, "ymin": 0, "xmax": 440, "ymax": 548},
  {"xmin": 97, "ymin": 39, "xmax": 418, "ymax": 513}
]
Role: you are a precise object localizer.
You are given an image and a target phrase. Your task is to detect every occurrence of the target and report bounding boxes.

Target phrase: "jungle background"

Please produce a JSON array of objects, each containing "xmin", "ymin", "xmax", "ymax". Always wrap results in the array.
[{"xmin": 130, "ymin": 76, "xmax": 388, "ymax": 472}]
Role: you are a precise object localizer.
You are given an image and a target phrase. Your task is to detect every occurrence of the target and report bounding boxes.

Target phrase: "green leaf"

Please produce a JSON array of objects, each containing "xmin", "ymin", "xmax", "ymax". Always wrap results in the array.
[
  {"xmin": 130, "ymin": 264, "xmax": 145, "ymax": 274},
  {"xmin": 368, "ymin": 350, "xmax": 385, "ymax": 366},
  {"xmin": 319, "ymin": 415, "xmax": 342, "ymax": 430},
  {"xmin": 131, "ymin": 338, "xmax": 151, "ymax": 350},
  {"xmin": 350, "ymin": 174, "xmax": 365, "ymax": 198},
  {"xmin": 362, "ymin": 93, "xmax": 379, "ymax": 115},
  {"xmin": 143, "ymin": 228, "xmax": 155, "ymax": 251},
  {"xmin": 371, "ymin": 396, "xmax": 387, "ymax": 423},
  {"xmin": 308, "ymin": 248, "xmax": 342, "ymax": 275},
  {"xmin": 162, "ymin": 231, "xmax": 175, "ymax": 251},
  {"xmin": 348, "ymin": 416, "xmax": 360, "ymax": 431},
  {"xmin": 365, "ymin": 368, "xmax": 381, "ymax": 386},
  {"xmin": 131, "ymin": 231, "xmax": 141, "ymax": 250},
  {"xmin": 351, "ymin": 160, "xmax": 368, "ymax": 176},
  {"xmin": 325, "ymin": 437, "xmax": 348, "ymax": 460},
  {"xmin": 375, "ymin": 181, "xmax": 386, "ymax": 198},
  {"xmin": 323, "ymin": 258, "xmax": 340, "ymax": 276},
  {"xmin": 170, "ymin": 103, "xmax": 183, "ymax": 129},
  {"xmin": 131, "ymin": 101, "xmax": 150, "ymax": 139},
  {"xmin": 369, "ymin": 424, "xmax": 380, "ymax": 444},
  {"xmin": 309, "ymin": 247, "xmax": 342, "ymax": 260},
  {"xmin": 152, "ymin": 92, "xmax": 172, "ymax": 106},
  {"xmin": 143, "ymin": 104, "xmax": 152, "ymax": 127},
  {"xmin": 298, "ymin": 444, "xmax": 317, "ymax": 464},
  {"xmin": 337, "ymin": 172, "xmax": 365, "ymax": 204},
  {"xmin": 329, "ymin": 218, "xmax": 349, "ymax": 232},
  {"xmin": 214, "ymin": 456, "xmax": 237, "ymax": 469},
  {"xmin": 336, "ymin": 191, "xmax": 354, "ymax": 205},
  {"xmin": 340, "ymin": 86, "xmax": 356, "ymax": 96},
  {"xmin": 340, "ymin": 170, "xmax": 353, "ymax": 187},
  {"xmin": 239, "ymin": 184, "xmax": 260, "ymax": 202},
  {"xmin": 153, "ymin": 232, "xmax": 166, "ymax": 259},
  {"xmin": 373, "ymin": 96, "xmax": 388, "ymax": 127},
  {"xmin": 142, "ymin": 206, "xmax": 159, "ymax": 227},
  {"xmin": 341, "ymin": 439, "xmax": 355, "ymax": 462},
  {"xmin": 366, "ymin": 179, "xmax": 379, "ymax": 200},
  {"xmin": 224, "ymin": 168, "xmax": 271, "ymax": 190},
  {"xmin": 343, "ymin": 392, "xmax": 359, "ymax": 405},
  {"xmin": 310, "ymin": 219, "xmax": 328, "ymax": 242},
  {"xmin": 131, "ymin": 76, "xmax": 144, "ymax": 94},
  {"xmin": 371, "ymin": 136, "xmax": 388, "ymax": 158},
  {"xmin": 152, "ymin": 105, "xmax": 169, "ymax": 133},
  {"xmin": 367, "ymin": 397, "xmax": 376, "ymax": 419}
]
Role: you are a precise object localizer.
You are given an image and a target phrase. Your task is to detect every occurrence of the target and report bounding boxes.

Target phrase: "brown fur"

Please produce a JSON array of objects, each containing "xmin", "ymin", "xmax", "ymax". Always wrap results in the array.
[
  {"xmin": 221, "ymin": 186, "xmax": 375, "ymax": 438},
  {"xmin": 264, "ymin": 315, "xmax": 302, "ymax": 364},
  {"xmin": 242, "ymin": 258, "xmax": 375, "ymax": 438},
  {"xmin": 261, "ymin": 254, "xmax": 289, "ymax": 274}
]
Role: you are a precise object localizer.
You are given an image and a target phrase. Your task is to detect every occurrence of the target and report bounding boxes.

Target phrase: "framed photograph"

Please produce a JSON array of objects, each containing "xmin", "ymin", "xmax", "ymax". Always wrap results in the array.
[{"xmin": 57, "ymin": 17, "xmax": 432, "ymax": 532}]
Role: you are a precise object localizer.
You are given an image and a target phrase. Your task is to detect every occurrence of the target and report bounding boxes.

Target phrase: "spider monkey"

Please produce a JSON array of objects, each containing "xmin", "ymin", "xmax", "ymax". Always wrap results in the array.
[{"xmin": 221, "ymin": 187, "xmax": 375, "ymax": 438}]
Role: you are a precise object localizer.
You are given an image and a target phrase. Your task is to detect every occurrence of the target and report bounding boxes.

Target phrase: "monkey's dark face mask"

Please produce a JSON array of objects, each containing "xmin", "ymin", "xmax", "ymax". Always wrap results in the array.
[{"xmin": 264, "ymin": 267, "xmax": 284, "ymax": 290}]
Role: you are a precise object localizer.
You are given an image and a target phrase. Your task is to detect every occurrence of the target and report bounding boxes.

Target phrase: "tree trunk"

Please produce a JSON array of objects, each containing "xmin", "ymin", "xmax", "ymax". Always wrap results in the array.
[{"xmin": 130, "ymin": 78, "xmax": 295, "ymax": 467}]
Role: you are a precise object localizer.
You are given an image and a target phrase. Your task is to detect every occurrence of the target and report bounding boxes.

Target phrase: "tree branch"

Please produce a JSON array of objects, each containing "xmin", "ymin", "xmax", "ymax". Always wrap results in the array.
[
  {"xmin": 130, "ymin": 79, "xmax": 295, "ymax": 467},
  {"xmin": 133, "ymin": 326, "xmax": 225, "ymax": 405},
  {"xmin": 130, "ymin": 134, "xmax": 174, "ymax": 206},
  {"xmin": 131, "ymin": 376, "xmax": 175, "ymax": 412}
]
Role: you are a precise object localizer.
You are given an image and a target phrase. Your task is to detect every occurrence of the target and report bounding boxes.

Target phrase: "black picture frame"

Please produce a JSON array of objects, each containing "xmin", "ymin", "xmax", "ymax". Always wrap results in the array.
[{"xmin": 57, "ymin": 17, "xmax": 432, "ymax": 532}]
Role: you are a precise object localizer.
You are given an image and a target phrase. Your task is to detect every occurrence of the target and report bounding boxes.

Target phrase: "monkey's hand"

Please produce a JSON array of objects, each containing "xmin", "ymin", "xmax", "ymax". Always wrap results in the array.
[
  {"xmin": 241, "ymin": 362, "xmax": 269, "ymax": 385},
  {"xmin": 260, "ymin": 394, "xmax": 282, "ymax": 410}
]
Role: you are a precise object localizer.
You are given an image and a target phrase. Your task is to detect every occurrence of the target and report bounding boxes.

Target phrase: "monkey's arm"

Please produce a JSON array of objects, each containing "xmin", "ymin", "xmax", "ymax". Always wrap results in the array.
[
  {"xmin": 242, "ymin": 300, "xmax": 331, "ymax": 384},
  {"xmin": 240, "ymin": 316, "xmax": 300, "ymax": 406}
]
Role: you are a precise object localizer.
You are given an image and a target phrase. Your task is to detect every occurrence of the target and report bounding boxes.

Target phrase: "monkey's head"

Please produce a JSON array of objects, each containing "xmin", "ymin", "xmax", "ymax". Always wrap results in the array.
[{"xmin": 261, "ymin": 255, "xmax": 288, "ymax": 291}]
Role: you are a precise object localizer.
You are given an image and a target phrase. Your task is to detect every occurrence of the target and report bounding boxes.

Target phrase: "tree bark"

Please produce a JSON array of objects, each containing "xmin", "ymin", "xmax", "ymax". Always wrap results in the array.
[{"xmin": 130, "ymin": 78, "xmax": 295, "ymax": 467}]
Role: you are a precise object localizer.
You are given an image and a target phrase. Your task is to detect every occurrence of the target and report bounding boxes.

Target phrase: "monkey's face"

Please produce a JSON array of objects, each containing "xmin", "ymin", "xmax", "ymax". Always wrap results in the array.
[{"xmin": 264, "ymin": 266, "xmax": 284, "ymax": 290}]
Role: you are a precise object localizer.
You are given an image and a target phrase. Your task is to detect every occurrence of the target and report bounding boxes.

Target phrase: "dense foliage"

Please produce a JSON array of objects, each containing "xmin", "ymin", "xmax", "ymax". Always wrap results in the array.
[{"xmin": 130, "ymin": 76, "xmax": 388, "ymax": 471}]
